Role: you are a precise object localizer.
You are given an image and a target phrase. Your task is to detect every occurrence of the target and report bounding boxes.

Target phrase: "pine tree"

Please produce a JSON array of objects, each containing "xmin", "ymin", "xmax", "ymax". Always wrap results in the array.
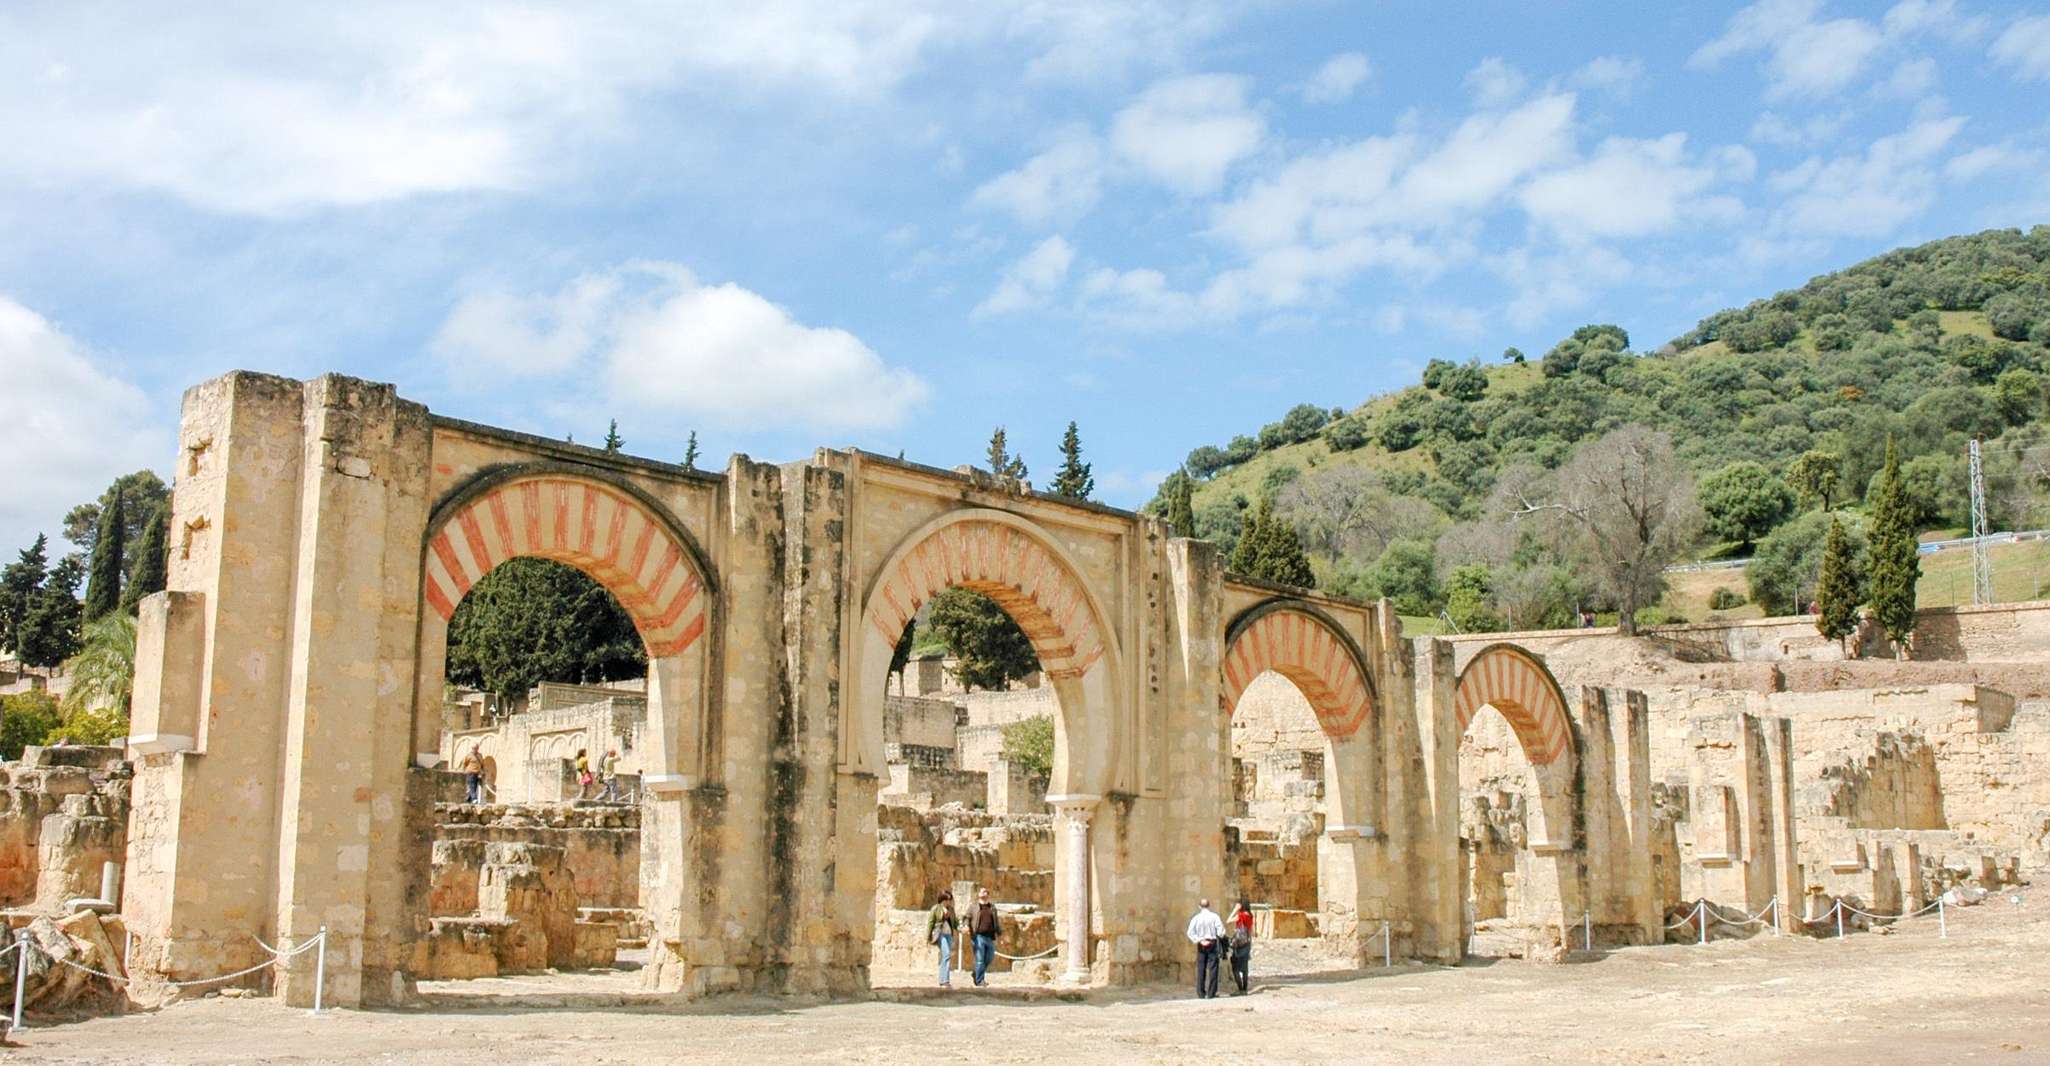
[
  {"xmin": 122, "ymin": 502, "xmax": 169, "ymax": 613},
  {"xmin": 985, "ymin": 427, "xmax": 1028, "ymax": 480},
  {"xmin": 1167, "ymin": 470, "xmax": 1197, "ymax": 538},
  {"xmin": 1050, "ymin": 421, "xmax": 1094, "ymax": 499},
  {"xmin": 0, "ymin": 535, "xmax": 49, "ymax": 653},
  {"xmin": 1867, "ymin": 438, "xmax": 1921, "ymax": 654},
  {"xmin": 602, "ymin": 420, "xmax": 623, "ymax": 453},
  {"xmin": 682, "ymin": 431, "xmax": 700, "ymax": 471},
  {"xmin": 1256, "ymin": 506, "xmax": 1317, "ymax": 588},
  {"xmin": 1229, "ymin": 497, "xmax": 1267, "ymax": 572},
  {"xmin": 82, "ymin": 489, "xmax": 125, "ymax": 621},
  {"xmin": 1814, "ymin": 513, "xmax": 1859, "ymax": 647}
]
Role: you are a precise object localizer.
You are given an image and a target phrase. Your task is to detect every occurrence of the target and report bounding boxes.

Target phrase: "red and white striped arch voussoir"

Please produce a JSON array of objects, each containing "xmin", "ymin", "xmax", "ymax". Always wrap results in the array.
[
  {"xmin": 1452, "ymin": 646, "xmax": 1572, "ymax": 765},
  {"xmin": 866, "ymin": 520, "xmax": 1105, "ymax": 681},
  {"xmin": 424, "ymin": 477, "xmax": 707, "ymax": 657},
  {"xmin": 1221, "ymin": 609, "xmax": 1373, "ymax": 741}
]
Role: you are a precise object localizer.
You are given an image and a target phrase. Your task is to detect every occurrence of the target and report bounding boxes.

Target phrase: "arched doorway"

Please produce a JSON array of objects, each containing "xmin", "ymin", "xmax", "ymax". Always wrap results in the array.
[
  {"xmin": 1451, "ymin": 643, "xmax": 1578, "ymax": 958},
  {"xmin": 409, "ymin": 466, "xmax": 718, "ymax": 987},
  {"xmin": 1219, "ymin": 600, "xmax": 1381, "ymax": 964},
  {"xmin": 851, "ymin": 509, "xmax": 1123, "ymax": 985}
]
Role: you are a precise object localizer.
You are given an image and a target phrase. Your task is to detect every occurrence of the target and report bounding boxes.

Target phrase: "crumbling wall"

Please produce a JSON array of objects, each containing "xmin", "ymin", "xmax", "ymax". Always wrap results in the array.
[
  {"xmin": 1227, "ymin": 826, "xmax": 1318, "ymax": 912},
  {"xmin": 872, "ymin": 805, "xmax": 1056, "ymax": 973},
  {"xmin": 0, "ymin": 746, "xmax": 129, "ymax": 911},
  {"xmin": 433, "ymin": 803, "xmax": 640, "ymax": 911}
]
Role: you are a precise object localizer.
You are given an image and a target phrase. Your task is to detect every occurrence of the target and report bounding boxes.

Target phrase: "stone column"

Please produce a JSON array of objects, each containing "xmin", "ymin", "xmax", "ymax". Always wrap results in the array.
[{"xmin": 1047, "ymin": 793, "xmax": 1101, "ymax": 983}]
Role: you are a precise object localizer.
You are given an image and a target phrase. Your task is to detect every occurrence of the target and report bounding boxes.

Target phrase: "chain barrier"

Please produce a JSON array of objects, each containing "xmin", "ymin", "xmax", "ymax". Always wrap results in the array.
[
  {"xmin": 6, "ymin": 925, "xmax": 328, "ymax": 1033},
  {"xmin": 990, "ymin": 944, "xmax": 1061, "ymax": 962}
]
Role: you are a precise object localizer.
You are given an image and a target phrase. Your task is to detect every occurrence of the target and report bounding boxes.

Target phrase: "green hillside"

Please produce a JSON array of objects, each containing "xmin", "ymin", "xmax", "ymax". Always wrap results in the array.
[{"xmin": 1152, "ymin": 226, "xmax": 2050, "ymax": 629}]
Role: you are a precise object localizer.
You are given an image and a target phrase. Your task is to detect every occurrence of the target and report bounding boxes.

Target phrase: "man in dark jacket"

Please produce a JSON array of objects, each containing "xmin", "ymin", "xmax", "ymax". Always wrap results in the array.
[{"xmin": 968, "ymin": 887, "xmax": 1001, "ymax": 986}]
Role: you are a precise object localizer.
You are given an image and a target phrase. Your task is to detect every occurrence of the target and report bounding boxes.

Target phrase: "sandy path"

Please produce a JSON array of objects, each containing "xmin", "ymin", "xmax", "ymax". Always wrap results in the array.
[{"xmin": 13, "ymin": 894, "xmax": 2048, "ymax": 1065}]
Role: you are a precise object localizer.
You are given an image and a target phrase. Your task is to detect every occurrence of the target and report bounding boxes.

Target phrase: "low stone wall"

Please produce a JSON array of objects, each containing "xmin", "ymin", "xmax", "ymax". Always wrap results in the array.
[
  {"xmin": 874, "ymin": 805, "xmax": 1057, "ymax": 974},
  {"xmin": 1442, "ymin": 599, "xmax": 2050, "ymax": 668},
  {"xmin": 880, "ymin": 765, "xmax": 989, "ymax": 811},
  {"xmin": 432, "ymin": 803, "xmax": 640, "ymax": 913},
  {"xmin": 0, "ymin": 746, "xmax": 128, "ymax": 911}
]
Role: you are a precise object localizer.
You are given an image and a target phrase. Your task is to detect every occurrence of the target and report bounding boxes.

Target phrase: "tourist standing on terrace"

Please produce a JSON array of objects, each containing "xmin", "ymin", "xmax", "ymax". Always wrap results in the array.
[
  {"xmin": 1187, "ymin": 898, "xmax": 1225, "ymax": 998},
  {"xmin": 928, "ymin": 891, "xmax": 958, "ymax": 988},
  {"xmin": 459, "ymin": 748, "xmax": 485, "ymax": 803},
  {"xmin": 596, "ymin": 749, "xmax": 621, "ymax": 801},
  {"xmin": 968, "ymin": 887, "xmax": 1001, "ymax": 987}
]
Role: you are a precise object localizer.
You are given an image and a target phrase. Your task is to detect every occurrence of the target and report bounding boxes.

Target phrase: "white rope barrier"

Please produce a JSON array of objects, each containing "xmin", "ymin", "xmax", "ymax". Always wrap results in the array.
[
  {"xmin": 6, "ymin": 924, "xmax": 329, "ymax": 1028},
  {"xmin": 1818, "ymin": 896, "xmax": 1949, "ymax": 940},
  {"xmin": 991, "ymin": 944, "xmax": 1060, "ymax": 962}
]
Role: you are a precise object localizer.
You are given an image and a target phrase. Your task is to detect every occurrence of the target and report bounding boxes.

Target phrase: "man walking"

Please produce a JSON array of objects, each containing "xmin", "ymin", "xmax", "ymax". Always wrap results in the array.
[
  {"xmin": 1186, "ymin": 898, "xmax": 1225, "ymax": 998},
  {"xmin": 596, "ymin": 749, "xmax": 622, "ymax": 802},
  {"xmin": 968, "ymin": 887, "xmax": 1001, "ymax": 987}
]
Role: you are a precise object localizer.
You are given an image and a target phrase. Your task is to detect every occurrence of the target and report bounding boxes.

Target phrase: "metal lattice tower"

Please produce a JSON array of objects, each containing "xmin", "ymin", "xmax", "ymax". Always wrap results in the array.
[{"xmin": 1970, "ymin": 437, "xmax": 1992, "ymax": 606}]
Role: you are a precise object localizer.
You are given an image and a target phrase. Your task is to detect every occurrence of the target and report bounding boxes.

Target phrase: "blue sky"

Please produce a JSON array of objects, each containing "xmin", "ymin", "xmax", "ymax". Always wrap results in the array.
[{"xmin": 4, "ymin": 0, "xmax": 2049, "ymax": 552}]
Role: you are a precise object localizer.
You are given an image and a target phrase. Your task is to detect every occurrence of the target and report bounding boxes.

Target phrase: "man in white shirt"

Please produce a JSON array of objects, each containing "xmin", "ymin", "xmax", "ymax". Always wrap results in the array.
[{"xmin": 1185, "ymin": 898, "xmax": 1226, "ymax": 998}]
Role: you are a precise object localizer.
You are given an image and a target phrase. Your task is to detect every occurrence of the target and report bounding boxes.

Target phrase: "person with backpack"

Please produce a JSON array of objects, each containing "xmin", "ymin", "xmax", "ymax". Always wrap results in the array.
[
  {"xmin": 927, "ymin": 891, "xmax": 959, "ymax": 988},
  {"xmin": 1227, "ymin": 899, "xmax": 1255, "ymax": 994}
]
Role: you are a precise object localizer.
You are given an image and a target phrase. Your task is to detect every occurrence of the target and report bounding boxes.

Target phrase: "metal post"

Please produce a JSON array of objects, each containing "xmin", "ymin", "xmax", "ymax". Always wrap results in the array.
[
  {"xmin": 123, "ymin": 928, "xmax": 132, "ymax": 970},
  {"xmin": 1381, "ymin": 921, "xmax": 1391, "ymax": 968},
  {"xmin": 1835, "ymin": 901, "xmax": 1845, "ymax": 941},
  {"xmin": 1697, "ymin": 903, "xmax": 1707, "ymax": 946},
  {"xmin": 1938, "ymin": 896, "xmax": 1947, "ymax": 940},
  {"xmin": 312, "ymin": 926, "xmax": 326, "ymax": 1014},
  {"xmin": 1583, "ymin": 911, "xmax": 1592, "ymax": 952},
  {"xmin": 1770, "ymin": 897, "xmax": 1781, "ymax": 936},
  {"xmin": 10, "ymin": 929, "xmax": 28, "ymax": 1032}
]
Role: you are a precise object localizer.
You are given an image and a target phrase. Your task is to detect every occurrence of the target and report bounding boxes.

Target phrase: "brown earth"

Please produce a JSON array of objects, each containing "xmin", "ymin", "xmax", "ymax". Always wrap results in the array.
[{"xmin": 11, "ymin": 890, "xmax": 2048, "ymax": 1064}]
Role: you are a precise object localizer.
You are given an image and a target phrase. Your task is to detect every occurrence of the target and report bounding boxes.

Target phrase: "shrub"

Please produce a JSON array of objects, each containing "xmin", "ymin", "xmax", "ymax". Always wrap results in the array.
[
  {"xmin": 1708, "ymin": 587, "xmax": 1747, "ymax": 611},
  {"xmin": 1001, "ymin": 714, "xmax": 1054, "ymax": 777}
]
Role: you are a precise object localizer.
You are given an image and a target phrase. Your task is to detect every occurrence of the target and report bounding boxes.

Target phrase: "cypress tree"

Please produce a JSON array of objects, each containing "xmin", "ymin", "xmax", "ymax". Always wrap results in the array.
[
  {"xmin": 1050, "ymin": 421, "xmax": 1094, "ymax": 499},
  {"xmin": 123, "ymin": 502, "xmax": 170, "ymax": 613},
  {"xmin": 1256, "ymin": 506, "xmax": 1317, "ymax": 589},
  {"xmin": 1229, "ymin": 498, "xmax": 1268, "ymax": 572},
  {"xmin": 682, "ymin": 431, "xmax": 700, "ymax": 471},
  {"xmin": 82, "ymin": 489, "xmax": 125, "ymax": 621},
  {"xmin": 1814, "ymin": 513, "xmax": 1859, "ymax": 647},
  {"xmin": 1167, "ymin": 470, "xmax": 1197, "ymax": 538},
  {"xmin": 602, "ymin": 420, "xmax": 623, "ymax": 453},
  {"xmin": 1867, "ymin": 438, "xmax": 1921, "ymax": 654},
  {"xmin": 18, "ymin": 555, "xmax": 83, "ymax": 668},
  {"xmin": 984, "ymin": 427, "xmax": 1027, "ymax": 480}
]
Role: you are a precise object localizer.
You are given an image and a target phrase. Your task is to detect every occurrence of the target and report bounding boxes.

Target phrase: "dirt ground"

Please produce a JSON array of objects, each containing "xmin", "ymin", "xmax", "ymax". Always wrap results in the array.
[{"xmin": 12, "ymin": 892, "xmax": 2050, "ymax": 1065}]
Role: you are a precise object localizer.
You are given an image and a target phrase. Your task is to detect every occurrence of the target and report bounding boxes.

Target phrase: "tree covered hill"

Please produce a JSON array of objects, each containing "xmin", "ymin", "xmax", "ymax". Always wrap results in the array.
[{"xmin": 1152, "ymin": 225, "xmax": 2050, "ymax": 629}]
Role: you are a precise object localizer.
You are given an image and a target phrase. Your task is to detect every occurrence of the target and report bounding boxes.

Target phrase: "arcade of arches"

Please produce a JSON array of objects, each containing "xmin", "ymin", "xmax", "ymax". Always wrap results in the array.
[{"xmin": 120, "ymin": 372, "xmax": 1662, "ymax": 1007}]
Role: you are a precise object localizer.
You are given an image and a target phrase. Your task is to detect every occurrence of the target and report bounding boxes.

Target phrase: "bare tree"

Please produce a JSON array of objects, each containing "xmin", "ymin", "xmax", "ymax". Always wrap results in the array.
[
  {"xmin": 1502, "ymin": 426, "xmax": 1701, "ymax": 636},
  {"xmin": 1277, "ymin": 466, "xmax": 1446, "ymax": 560}
]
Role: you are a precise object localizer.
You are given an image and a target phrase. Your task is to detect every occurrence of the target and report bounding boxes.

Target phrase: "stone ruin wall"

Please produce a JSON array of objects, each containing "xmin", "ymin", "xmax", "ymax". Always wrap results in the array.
[
  {"xmin": 873, "ymin": 805, "xmax": 1057, "ymax": 972},
  {"xmin": 0, "ymin": 746, "xmax": 129, "ymax": 912},
  {"xmin": 416, "ymin": 799, "xmax": 644, "ymax": 980}
]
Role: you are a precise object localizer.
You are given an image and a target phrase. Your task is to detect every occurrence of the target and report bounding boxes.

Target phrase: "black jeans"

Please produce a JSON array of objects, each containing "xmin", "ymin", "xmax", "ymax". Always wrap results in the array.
[
  {"xmin": 1230, "ymin": 943, "xmax": 1250, "ymax": 992},
  {"xmin": 1195, "ymin": 940, "xmax": 1221, "ymax": 998}
]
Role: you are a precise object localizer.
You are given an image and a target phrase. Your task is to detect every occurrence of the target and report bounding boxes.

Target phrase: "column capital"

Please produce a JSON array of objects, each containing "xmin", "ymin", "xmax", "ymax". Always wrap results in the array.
[{"xmin": 1045, "ymin": 792, "xmax": 1103, "ymax": 817}]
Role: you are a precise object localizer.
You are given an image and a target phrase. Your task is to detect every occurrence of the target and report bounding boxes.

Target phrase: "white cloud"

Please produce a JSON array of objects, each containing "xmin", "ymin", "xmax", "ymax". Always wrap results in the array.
[
  {"xmin": 1944, "ymin": 143, "xmax": 2039, "ymax": 182},
  {"xmin": 1879, "ymin": 56, "xmax": 1940, "ymax": 98},
  {"xmin": 1749, "ymin": 109, "xmax": 1851, "ymax": 147},
  {"xmin": 1770, "ymin": 115, "xmax": 1965, "ymax": 236},
  {"xmin": 433, "ymin": 262, "xmax": 928, "ymax": 431},
  {"xmin": 1303, "ymin": 52, "xmax": 1372, "ymax": 103},
  {"xmin": 1463, "ymin": 57, "xmax": 1528, "ymax": 107},
  {"xmin": 0, "ymin": 2, "xmax": 1257, "ymax": 216},
  {"xmin": 969, "ymin": 129, "xmax": 1105, "ymax": 225},
  {"xmin": 1691, "ymin": 0, "xmax": 1885, "ymax": 98},
  {"xmin": 975, "ymin": 235, "xmax": 1076, "ymax": 315},
  {"xmin": 432, "ymin": 274, "xmax": 623, "ymax": 378},
  {"xmin": 1991, "ymin": 14, "xmax": 2050, "ymax": 81},
  {"xmin": 1519, "ymin": 133, "xmax": 1719, "ymax": 239},
  {"xmin": 1570, "ymin": 55, "xmax": 1647, "ymax": 96},
  {"xmin": 1109, "ymin": 74, "xmax": 1265, "ymax": 196},
  {"xmin": 0, "ymin": 296, "xmax": 166, "ymax": 553}
]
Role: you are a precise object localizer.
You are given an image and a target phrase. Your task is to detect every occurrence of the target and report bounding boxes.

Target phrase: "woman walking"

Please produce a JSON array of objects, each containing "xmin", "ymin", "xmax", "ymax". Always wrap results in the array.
[
  {"xmin": 928, "ymin": 891, "xmax": 959, "ymax": 987},
  {"xmin": 1227, "ymin": 899, "xmax": 1255, "ymax": 994}
]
